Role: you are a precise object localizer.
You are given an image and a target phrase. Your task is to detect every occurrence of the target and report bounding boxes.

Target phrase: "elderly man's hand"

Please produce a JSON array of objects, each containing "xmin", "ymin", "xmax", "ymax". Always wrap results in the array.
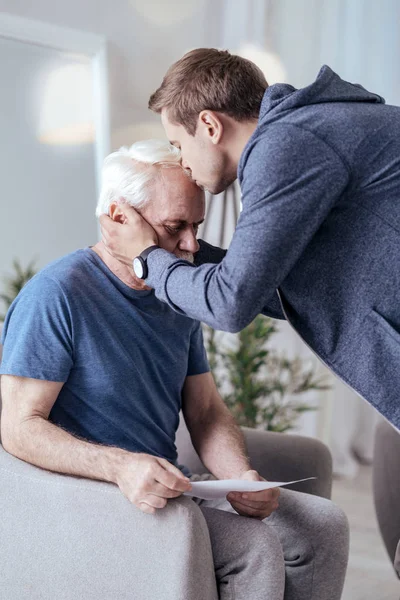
[
  {"xmin": 227, "ymin": 470, "xmax": 280, "ymax": 520},
  {"xmin": 99, "ymin": 203, "xmax": 158, "ymax": 267},
  {"xmin": 116, "ymin": 452, "xmax": 192, "ymax": 515}
]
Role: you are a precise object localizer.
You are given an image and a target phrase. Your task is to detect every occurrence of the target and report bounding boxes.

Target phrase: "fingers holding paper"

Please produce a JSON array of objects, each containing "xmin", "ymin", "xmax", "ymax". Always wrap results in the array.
[{"xmin": 227, "ymin": 470, "xmax": 280, "ymax": 520}]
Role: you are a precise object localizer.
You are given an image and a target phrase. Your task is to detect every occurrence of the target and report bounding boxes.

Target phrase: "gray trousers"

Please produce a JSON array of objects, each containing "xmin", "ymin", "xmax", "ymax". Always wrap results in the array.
[{"xmin": 195, "ymin": 487, "xmax": 349, "ymax": 600}]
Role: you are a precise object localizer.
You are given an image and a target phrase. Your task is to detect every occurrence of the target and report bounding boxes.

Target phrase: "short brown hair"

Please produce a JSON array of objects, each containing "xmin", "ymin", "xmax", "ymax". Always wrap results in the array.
[{"xmin": 149, "ymin": 48, "xmax": 268, "ymax": 136}]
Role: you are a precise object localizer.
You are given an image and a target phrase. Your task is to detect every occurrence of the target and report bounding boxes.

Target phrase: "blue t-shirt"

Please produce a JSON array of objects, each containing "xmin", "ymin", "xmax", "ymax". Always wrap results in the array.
[{"xmin": 0, "ymin": 249, "xmax": 209, "ymax": 472}]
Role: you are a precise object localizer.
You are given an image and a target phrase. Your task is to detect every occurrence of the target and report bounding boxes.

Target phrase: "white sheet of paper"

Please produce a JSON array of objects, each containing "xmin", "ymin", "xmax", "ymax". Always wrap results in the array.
[{"xmin": 184, "ymin": 477, "xmax": 316, "ymax": 500}]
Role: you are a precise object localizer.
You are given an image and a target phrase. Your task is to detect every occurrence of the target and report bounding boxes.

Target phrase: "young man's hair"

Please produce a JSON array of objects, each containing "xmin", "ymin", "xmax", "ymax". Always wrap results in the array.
[{"xmin": 149, "ymin": 48, "xmax": 268, "ymax": 136}]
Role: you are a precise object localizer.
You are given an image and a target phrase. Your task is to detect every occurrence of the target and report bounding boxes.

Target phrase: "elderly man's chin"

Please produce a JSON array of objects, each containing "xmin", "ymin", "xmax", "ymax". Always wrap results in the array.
[{"xmin": 174, "ymin": 250, "xmax": 195, "ymax": 263}]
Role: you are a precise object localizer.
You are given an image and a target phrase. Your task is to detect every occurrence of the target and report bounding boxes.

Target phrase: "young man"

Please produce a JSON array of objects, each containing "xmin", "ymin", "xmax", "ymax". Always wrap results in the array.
[
  {"xmin": 0, "ymin": 140, "xmax": 349, "ymax": 600},
  {"xmin": 99, "ymin": 48, "xmax": 400, "ymax": 432}
]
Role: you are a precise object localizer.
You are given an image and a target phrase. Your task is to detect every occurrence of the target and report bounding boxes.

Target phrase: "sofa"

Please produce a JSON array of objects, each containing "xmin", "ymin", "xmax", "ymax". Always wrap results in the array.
[
  {"xmin": 373, "ymin": 418, "xmax": 400, "ymax": 578},
  {"xmin": 0, "ymin": 343, "xmax": 333, "ymax": 599}
]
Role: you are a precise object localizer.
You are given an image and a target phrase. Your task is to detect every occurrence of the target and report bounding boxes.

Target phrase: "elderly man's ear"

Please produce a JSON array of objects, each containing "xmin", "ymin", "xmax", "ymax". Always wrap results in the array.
[{"xmin": 109, "ymin": 202, "xmax": 128, "ymax": 224}]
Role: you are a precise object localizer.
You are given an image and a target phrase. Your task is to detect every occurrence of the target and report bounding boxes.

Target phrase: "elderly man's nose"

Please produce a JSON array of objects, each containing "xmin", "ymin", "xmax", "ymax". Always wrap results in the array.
[
  {"xmin": 191, "ymin": 237, "xmax": 200, "ymax": 253},
  {"xmin": 180, "ymin": 232, "xmax": 199, "ymax": 253}
]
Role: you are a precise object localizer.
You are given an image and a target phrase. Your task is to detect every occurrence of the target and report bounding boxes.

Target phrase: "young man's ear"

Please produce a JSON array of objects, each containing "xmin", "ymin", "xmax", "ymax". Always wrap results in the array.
[
  {"xmin": 109, "ymin": 201, "xmax": 128, "ymax": 224},
  {"xmin": 198, "ymin": 110, "xmax": 223, "ymax": 144}
]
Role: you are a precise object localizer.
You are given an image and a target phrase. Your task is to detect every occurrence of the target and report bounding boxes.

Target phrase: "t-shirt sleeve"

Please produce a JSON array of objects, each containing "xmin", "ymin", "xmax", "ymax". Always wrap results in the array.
[
  {"xmin": 0, "ymin": 274, "xmax": 73, "ymax": 382},
  {"xmin": 186, "ymin": 321, "xmax": 210, "ymax": 377}
]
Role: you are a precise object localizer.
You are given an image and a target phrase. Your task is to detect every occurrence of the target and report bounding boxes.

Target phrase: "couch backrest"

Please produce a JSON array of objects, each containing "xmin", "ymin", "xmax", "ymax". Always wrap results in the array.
[
  {"xmin": 0, "ymin": 341, "xmax": 3, "ymax": 433},
  {"xmin": 176, "ymin": 415, "xmax": 208, "ymax": 475}
]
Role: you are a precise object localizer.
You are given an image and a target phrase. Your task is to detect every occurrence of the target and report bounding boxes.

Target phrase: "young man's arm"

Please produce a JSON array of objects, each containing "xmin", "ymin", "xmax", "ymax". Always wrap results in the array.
[
  {"xmin": 195, "ymin": 240, "xmax": 285, "ymax": 320},
  {"xmin": 1, "ymin": 375, "xmax": 191, "ymax": 515},
  {"xmin": 181, "ymin": 372, "xmax": 279, "ymax": 519}
]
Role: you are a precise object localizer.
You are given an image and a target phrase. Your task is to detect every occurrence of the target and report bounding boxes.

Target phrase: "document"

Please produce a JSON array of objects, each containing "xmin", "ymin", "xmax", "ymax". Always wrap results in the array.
[{"xmin": 184, "ymin": 477, "xmax": 316, "ymax": 500}]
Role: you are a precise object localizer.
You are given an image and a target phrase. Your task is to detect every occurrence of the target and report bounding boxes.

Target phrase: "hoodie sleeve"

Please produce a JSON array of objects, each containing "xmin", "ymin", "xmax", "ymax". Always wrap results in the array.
[
  {"xmin": 146, "ymin": 124, "xmax": 350, "ymax": 332},
  {"xmin": 195, "ymin": 239, "xmax": 285, "ymax": 320}
]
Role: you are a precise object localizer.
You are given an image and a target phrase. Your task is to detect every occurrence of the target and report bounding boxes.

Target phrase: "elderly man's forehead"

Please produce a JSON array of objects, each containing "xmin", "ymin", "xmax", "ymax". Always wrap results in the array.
[
  {"xmin": 151, "ymin": 168, "xmax": 205, "ymax": 217},
  {"xmin": 158, "ymin": 164, "xmax": 200, "ymax": 191}
]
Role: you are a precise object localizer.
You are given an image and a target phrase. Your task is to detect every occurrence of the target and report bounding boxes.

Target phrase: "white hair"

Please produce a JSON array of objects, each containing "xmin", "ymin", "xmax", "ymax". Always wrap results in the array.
[{"xmin": 95, "ymin": 139, "xmax": 182, "ymax": 217}]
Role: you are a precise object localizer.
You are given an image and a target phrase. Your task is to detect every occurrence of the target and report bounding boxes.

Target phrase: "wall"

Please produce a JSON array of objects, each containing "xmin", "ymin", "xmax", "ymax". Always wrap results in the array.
[
  {"xmin": 0, "ymin": 35, "xmax": 98, "ymax": 283},
  {"xmin": 0, "ymin": 0, "xmax": 223, "ymax": 299},
  {"xmin": 0, "ymin": 0, "xmax": 223, "ymax": 148}
]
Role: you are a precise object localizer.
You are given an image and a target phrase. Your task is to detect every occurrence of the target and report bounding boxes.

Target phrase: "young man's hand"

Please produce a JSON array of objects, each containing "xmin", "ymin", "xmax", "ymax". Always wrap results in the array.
[
  {"xmin": 115, "ymin": 452, "xmax": 192, "ymax": 515},
  {"xmin": 227, "ymin": 470, "xmax": 280, "ymax": 519},
  {"xmin": 99, "ymin": 203, "xmax": 158, "ymax": 267}
]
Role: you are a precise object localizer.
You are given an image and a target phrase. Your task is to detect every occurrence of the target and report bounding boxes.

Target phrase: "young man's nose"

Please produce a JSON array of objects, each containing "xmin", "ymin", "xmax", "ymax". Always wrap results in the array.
[{"xmin": 181, "ymin": 158, "xmax": 191, "ymax": 173}]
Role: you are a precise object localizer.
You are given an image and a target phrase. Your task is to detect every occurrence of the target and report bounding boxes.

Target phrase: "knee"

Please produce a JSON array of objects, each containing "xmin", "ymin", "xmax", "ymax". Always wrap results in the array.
[
  {"xmin": 244, "ymin": 519, "xmax": 285, "ymax": 564},
  {"xmin": 279, "ymin": 493, "xmax": 349, "ymax": 565}
]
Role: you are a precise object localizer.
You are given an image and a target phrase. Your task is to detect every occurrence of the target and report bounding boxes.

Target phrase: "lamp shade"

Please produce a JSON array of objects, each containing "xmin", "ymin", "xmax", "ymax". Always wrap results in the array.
[{"xmin": 39, "ymin": 62, "xmax": 94, "ymax": 145}]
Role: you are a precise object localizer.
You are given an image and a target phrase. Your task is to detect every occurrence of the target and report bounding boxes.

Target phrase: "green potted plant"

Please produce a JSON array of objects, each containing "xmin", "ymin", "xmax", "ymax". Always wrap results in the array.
[
  {"xmin": 0, "ymin": 259, "xmax": 37, "ymax": 322},
  {"xmin": 205, "ymin": 315, "xmax": 329, "ymax": 433}
]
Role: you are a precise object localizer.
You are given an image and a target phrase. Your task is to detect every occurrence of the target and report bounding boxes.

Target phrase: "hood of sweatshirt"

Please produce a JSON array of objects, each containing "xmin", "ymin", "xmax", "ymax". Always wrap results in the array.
[{"xmin": 258, "ymin": 65, "xmax": 385, "ymax": 125}]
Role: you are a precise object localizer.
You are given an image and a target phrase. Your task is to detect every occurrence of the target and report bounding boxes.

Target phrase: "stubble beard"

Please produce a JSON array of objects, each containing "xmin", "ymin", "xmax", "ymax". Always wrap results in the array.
[{"xmin": 208, "ymin": 154, "xmax": 237, "ymax": 195}]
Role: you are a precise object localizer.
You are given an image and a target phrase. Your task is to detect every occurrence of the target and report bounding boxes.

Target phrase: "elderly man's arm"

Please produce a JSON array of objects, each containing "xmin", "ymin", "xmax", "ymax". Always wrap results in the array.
[
  {"xmin": 1, "ymin": 375, "xmax": 191, "ymax": 514},
  {"xmin": 182, "ymin": 372, "xmax": 251, "ymax": 478},
  {"xmin": 182, "ymin": 372, "xmax": 279, "ymax": 518}
]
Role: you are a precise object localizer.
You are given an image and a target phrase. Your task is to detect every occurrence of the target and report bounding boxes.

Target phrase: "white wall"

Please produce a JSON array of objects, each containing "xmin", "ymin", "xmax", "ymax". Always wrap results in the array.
[
  {"xmin": 0, "ymin": 0, "xmax": 223, "ymax": 148},
  {"xmin": 0, "ymin": 0, "xmax": 223, "ymax": 299},
  {"xmin": 0, "ymin": 36, "xmax": 98, "ymax": 282}
]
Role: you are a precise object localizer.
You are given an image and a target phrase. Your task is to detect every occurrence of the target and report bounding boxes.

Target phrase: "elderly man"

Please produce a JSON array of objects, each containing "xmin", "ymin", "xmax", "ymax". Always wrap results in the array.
[{"xmin": 0, "ymin": 140, "xmax": 348, "ymax": 600}]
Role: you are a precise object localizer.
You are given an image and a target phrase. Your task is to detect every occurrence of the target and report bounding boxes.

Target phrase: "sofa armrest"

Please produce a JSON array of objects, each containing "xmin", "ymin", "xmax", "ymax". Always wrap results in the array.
[
  {"xmin": 241, "ymin": 427, "xmax": 332, "ymax": 498},
  {"xmin": 373, "ymin": 419, "xmax": 400, "ymax": 577},
  {"xmin": 176, "ymin": 419, "xmax": 332, "ymax": 499},
  {"xmin": 0, "ymin": 445, "xmax": 218, "ymax": 600}
]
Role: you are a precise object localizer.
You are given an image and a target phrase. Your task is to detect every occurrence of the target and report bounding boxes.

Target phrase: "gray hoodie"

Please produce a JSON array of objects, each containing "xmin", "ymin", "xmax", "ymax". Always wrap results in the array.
[{"xmin": 147, "ymin": 65, "xmax": 400, "ymax": 428}]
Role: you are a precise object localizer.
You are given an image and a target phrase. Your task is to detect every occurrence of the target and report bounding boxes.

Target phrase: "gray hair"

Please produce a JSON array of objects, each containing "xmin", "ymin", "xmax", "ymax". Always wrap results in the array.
[{"xmin": 95, "ymin": 139, "xmax": 182, "ymax": 217}]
